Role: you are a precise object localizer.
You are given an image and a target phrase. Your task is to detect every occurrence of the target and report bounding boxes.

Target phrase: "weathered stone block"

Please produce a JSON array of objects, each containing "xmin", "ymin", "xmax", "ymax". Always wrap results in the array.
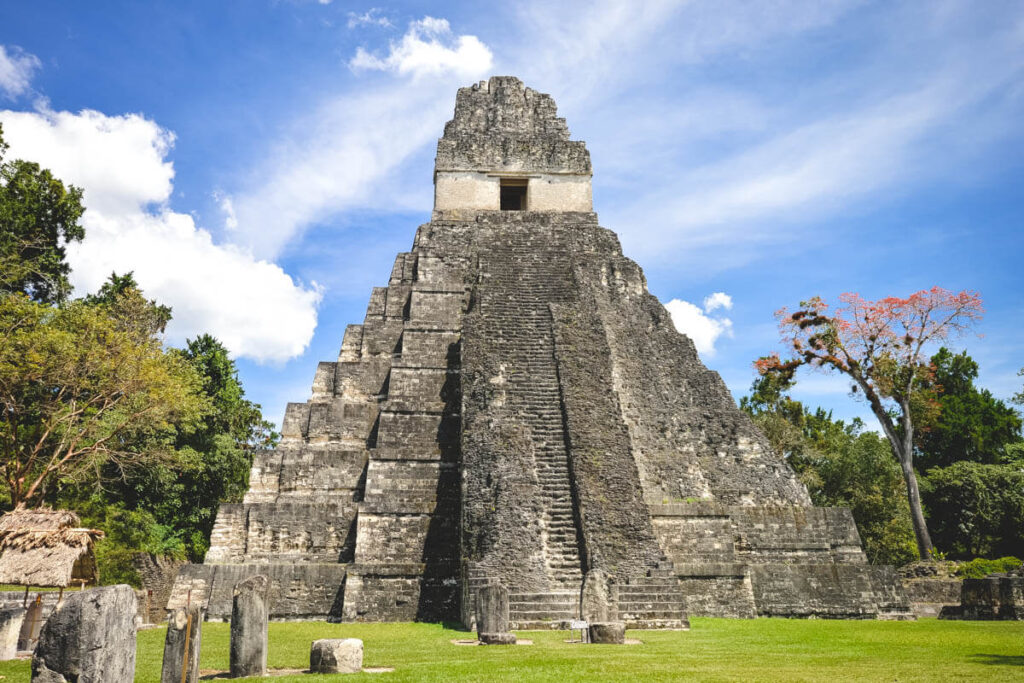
[
  {"xmin": 161, "ymin": 604, "xmax": 203, "ymax": 683},
  {"xmin": 479, "ymin": 632, "xmax": 517, "ymax": 645},
  {"xmin": 230, "ymin": 575, "xmax": 269, "ymax": 677},
  {"xmin": 31, "ymin": 585, "xmax": 137, "ymax": 683},
  {"xmin": 310, "ymin": 638, "xmax": 363, "ymax": 674},
  {"xmin": 588, "ymin": 621, "xmax": 626, "ymax": 644},
  {"xmin": 581, "ymin": 569, "xmax": 617, "ymax": 622},
  {"xmin": 476, "ymin": 583, "xmax": 510, "ymax": 636},
  {"xmin": 0, "ymin": 607, "xmax": 25, "ymax": 660}
]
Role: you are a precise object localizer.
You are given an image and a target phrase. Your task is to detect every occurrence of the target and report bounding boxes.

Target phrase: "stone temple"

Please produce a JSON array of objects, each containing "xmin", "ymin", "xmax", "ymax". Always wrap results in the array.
[{"xmin": 169, "ymin": 77, "xmax": 910, "ymax": 626}]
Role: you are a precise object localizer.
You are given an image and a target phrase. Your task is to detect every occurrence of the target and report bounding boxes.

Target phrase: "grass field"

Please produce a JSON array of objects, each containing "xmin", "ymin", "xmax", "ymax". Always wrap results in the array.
[{"xmin": 0, "ymin": 617, "xmax": 1021, "ymax": 681}]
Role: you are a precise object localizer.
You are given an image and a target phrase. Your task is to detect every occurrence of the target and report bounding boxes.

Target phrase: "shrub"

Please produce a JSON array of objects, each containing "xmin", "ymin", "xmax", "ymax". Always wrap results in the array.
[{"xmin": 955, "ymin": 556, "xmax": 1022, "ymax": 579}]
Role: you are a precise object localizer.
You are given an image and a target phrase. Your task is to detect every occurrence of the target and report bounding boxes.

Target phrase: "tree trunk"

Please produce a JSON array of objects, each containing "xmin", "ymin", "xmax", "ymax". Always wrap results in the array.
[
  {"xmin": 865, "ymin": 396, "xmax": 934, "ymax": 561},
  {"xmin": 896, "ymin": 449, "xmax": 933, "ymax": 560}
]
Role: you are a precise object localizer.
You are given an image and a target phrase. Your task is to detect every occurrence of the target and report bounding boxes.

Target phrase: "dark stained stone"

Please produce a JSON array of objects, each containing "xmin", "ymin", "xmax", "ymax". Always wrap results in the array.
[
  {"xmin": 230, "ymin": 574, "xmax": 270, "ymax": 677},
  {"xmin": 588, "ymin": 621, "xmax": 626, "ymax": 645}
]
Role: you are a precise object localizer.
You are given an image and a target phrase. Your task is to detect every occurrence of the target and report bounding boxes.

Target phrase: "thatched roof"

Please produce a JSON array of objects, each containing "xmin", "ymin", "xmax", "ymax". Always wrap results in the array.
[{"xmin": 0, "ymin": 508, "xmax": 104, "ymax": 587}]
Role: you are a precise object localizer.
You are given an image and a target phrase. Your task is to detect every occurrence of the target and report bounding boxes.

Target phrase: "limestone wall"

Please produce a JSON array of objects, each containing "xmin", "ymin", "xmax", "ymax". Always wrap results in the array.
[{"xmin": 434, "ymin": 172, "xmax": 592, "ymax": 212}]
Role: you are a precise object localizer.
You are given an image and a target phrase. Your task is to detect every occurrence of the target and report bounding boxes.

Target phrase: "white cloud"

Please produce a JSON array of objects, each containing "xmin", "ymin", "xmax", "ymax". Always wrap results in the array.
[
  {"xmin": 347, "ymin": 8, "xmax": 392, "ymax": 29},
  {"xmin": 664, "ymin": 294, "xmax": 734, "ymax": 356},
  {"xmin": 350, "ymin": 16, "xmax": 492, "ymax": 80},
  {"xmin": 0, "ymin": 107, "xmax": 321, "ymax": 362},
  {"xmin": 703, "ymin": 292, "xmax": 733, "ymax": 313},
  {"xmin": 0, "ymin": 45, "xmax": 40, "ymax": 99}
]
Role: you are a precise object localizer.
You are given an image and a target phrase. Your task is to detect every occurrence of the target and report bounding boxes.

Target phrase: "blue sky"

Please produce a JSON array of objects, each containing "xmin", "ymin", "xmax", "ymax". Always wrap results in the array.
[{"xmin": 1, "ymin": 1, "xmax": 1022, "ymax": 429}]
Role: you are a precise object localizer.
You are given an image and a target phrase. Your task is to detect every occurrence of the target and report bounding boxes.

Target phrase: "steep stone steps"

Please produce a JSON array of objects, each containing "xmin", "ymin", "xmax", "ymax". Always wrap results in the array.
[{"xmin": 476, "ymin": 239, "xmax": 585, "ymax": 592}]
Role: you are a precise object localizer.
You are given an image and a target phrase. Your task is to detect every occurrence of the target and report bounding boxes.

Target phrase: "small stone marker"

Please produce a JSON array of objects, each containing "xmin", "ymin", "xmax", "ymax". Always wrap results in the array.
[
  {"xmin": 588, "ymin": 621, "xmax": 626, "ymax": 644},
  {"xmin": 31, "ymin": 584, "xmax": 137, "ymax": 683},
  {"xmin": 161, "ymin": 603, "xmax": 203, "ymax": 683},
  {"xmin": 476, "ymin": 582, "xmax": 516, "ymax": 645},
  {"xmin": 310, "ymin": 638, "xmax": 363, "ymax": 674},
  {"xmin": 230, "ymin": 574, "xmax": 270, "ymax": 678}
]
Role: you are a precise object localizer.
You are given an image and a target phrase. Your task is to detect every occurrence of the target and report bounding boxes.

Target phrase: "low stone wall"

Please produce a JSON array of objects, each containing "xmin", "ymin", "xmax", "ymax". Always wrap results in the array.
[
  {"xmin": 167, "ymin": 563, "xmax": 348, "ymax": 621},
  {"xmin": 675, "ymin": 563, "xmax": 756, "ymax": 618},
  {"xmin": 940, "ymin": 574, "xmax": 1024, "ymax": 620},
  {"xmin": 750, "ymin": 564, "xmax": 912, "ymax": 619},
  {"xmin": 900, "ymin": 578, "xmax": 961, "ymax": 617}
]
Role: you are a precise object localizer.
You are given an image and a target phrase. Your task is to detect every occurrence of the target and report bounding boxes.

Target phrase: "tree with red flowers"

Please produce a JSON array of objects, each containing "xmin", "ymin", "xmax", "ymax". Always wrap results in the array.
[{"xmin": 756, "ymin": 287, "xmax": 984, "ymax": 560}]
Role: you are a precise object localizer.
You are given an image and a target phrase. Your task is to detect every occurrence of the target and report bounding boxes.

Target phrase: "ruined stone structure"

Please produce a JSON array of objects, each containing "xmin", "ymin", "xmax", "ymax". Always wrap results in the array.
[{"xmin": 169, "ymin": 77, "xmax": 910, "ymax": 626}]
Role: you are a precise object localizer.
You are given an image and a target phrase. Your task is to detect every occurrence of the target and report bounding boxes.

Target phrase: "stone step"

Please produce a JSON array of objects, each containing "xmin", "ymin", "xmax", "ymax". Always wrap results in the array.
[{"xmin": 620, "ymin": 610, "xmax": 687, "ymax": 620}]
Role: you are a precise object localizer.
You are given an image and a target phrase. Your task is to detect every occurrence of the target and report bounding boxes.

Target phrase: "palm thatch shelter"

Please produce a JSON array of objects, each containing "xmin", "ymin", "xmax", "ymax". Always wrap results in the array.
[{"xmin": 0, "ymin": 508, "xmax": 104, "ymax": 589}]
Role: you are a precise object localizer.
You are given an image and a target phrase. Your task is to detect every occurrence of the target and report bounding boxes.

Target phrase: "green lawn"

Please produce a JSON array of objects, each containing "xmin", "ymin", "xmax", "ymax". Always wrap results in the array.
[{"xmin": 1, "ymin": 618, "xmax": 1021, "ymax": 682}]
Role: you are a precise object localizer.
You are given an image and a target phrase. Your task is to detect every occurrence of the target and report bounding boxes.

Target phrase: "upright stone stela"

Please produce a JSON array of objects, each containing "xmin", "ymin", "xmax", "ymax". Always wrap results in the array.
[{"xmin": 169, "ymin": 77, "xmax": 911, "ymax": 625}]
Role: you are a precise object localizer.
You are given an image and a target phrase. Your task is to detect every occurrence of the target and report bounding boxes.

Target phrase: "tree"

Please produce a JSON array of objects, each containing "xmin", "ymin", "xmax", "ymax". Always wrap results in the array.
[
  {"xmin": 741, "ymin": 374, "xmax": 917, "ymax": 565},
  {"xmin": 88, "ymin": 334, "xmax": 277, "ymax": 560},
  {"xmin": 0, "ymin": 290, "xmax": 205, "ymax": 508},
  {"xmin": 915, "ymin": 348, "xmax": 1022, "ymax": 469},
  {"xmin": 756, "ymin": 287, "xmax": 984, "ymax": 560},
  {"xmin": 922, "ymin": 461, "xmax": 1024, "ymax": 558},
  {"xmin": 84, "ymin": 271, "xmax": 172, "ymax": 335},
  {"xmin": 0, "ymin": 124, "xmax": 86, "ymax": 303}
]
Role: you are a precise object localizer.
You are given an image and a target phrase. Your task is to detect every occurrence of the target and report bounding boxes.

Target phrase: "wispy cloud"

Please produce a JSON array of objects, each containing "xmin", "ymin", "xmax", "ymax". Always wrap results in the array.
[
  {"xmin": 347, "ymin": 8, "xmax": 392, "ymax": 29},
  {"xmin": 226, "ymin": 16, "xmax": 493, "ymax": 259},
  {"xmin": 0, "ymin": 45, "xmax": 41, "ymax": 99}
]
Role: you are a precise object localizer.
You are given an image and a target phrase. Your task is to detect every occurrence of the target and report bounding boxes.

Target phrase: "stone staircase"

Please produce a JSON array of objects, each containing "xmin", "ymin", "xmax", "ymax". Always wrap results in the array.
[
  {"xmin": 509, "ymin": 591, "xmax": 579, "ymax": 629},
  {"xmin": 477, "ymin": 230, "xmax": 585, "ymax": 593},
  {"xmin": 618, "ymin": 562, "xmax": 690, "ymax": 629}
]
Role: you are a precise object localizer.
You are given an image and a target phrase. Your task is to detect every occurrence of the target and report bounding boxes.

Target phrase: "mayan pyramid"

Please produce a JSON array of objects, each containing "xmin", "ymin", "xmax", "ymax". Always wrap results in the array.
[{"xmin": 169, "ymin": 77, "xmax": 911, "ymax": 626}]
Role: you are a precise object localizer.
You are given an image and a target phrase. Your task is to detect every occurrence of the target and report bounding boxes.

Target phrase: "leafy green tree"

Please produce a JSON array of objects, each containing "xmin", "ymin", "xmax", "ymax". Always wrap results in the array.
[
  {"xmin": 922, "ymin": 462, "xmax": 1024, "ymax": 558},
  {"xmin": 915, "ymin": 348, "xmax": 1022, "ymax": 468},
  {"xmin": 96, "ymin": 334, "xmax": 277, "ymax": 560},
  {"xmin": 0, "ymin": 290, "xmax": 205, "ymax": 508},
  {"xmin": 741, "ymin": 374, "xmax": 917, "ymax": 565},
  {"xmin": 84, "ymin": 271, "xmax": 172, "ymax": 335},
  {"xmin": 802, "ymin": 412, "xmax": 918, "ymax": 566},
  {"xmin": 0, "ymin": 124, "xmax": 86, "ymax": 303}
]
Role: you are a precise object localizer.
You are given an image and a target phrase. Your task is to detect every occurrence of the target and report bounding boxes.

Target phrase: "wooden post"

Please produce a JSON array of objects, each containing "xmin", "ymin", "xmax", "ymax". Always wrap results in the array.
[
  {"xmin": 21, "ymin": 586, "xmax": 28, "ymax": 608},
  {"xmin": 180, "ymin": 611, "xmax": 193, "ymax": 683}
]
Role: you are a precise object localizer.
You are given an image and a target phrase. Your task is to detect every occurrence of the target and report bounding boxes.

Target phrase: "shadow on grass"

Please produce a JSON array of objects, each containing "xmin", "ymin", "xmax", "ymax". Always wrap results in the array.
[{"xmin": 970, "ymin": 654, "xmax": 1024, "ymax": 666}]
